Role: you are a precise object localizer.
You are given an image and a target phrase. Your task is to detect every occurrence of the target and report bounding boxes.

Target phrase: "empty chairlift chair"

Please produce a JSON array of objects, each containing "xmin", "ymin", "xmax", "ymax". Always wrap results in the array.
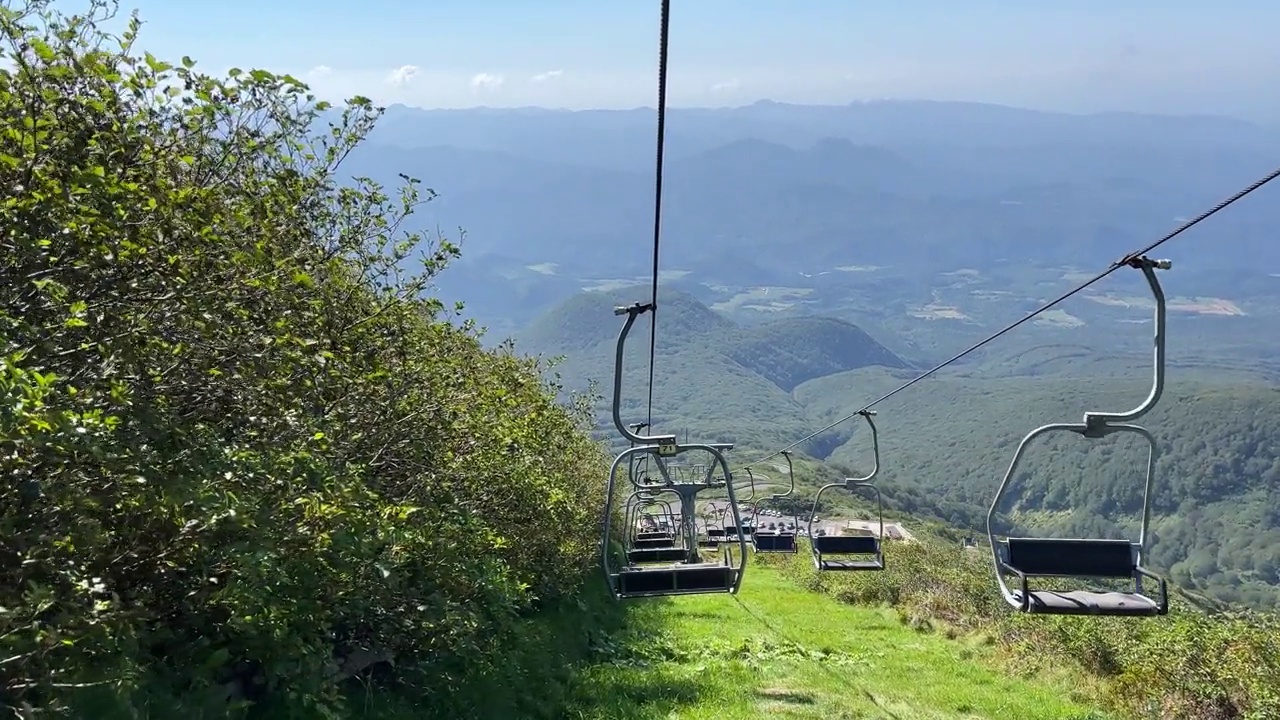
[
  {"xmin": 986, "ymin": 256, "xmax": 1172, "ymax": 618},
  {"xmin": 601, "ymin": 302, "xmax": 748, "ymax": 599},
  {"xmin": 625, "ymin": 493, "xmax": 687, "ymax": 564},
  {"xmin": 698, "ymin": 506, "xmax": 723, "ymax": 548},
  {"xmin": 753, "ymin": 452, "xmax": 799, "ymax": 554},
  {"xmin": 808, "ymin": 410, "xmax": 886, "ymax": 572},
  {"xmin": 627, "ymin": 493, "xmax": 677, "ymax": 548}
]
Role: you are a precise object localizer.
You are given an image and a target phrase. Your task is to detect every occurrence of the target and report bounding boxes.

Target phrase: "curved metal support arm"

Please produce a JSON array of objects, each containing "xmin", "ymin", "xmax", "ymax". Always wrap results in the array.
[
  {"xmin": 611, "ymin": 303, "xmax": 678, "ymax": 447},
  {"xmin": 625, "ymin": 494, "xmax": 676, "ymax": 537},
  {"xmin": 627, "ymin": 450, "xmax": 648, "ymax": 486},
  {"xmin": 775, "ymin": 451, "xmax": 796, "ymax": 499},
  {"xmin": 847, "ymin": 411, "xmax": 880, "ymax": 484},
  {"xmin": 1084, "ymin": 257, "xmax": 1171, "ymax": 428},
  {"xmin": 741, "ymin": 468, "xmax": 757, "ymax": 503},
  {"xmin": 806, "ymin": 487, "xmax": 832, "ymax": 540}
]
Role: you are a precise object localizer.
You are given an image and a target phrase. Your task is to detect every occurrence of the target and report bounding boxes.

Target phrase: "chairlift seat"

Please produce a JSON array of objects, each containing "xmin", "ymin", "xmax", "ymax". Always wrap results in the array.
[
  {"xmin": 636, "ymin": 531, "xmax": 673, "ymax": 542},
  {"xmin": 812, "ymin": 534, "xmax": 883, "ymax": 571},
  {"xmin": 1000, "ymin": 538, "xmax": 1167, "ymax": 616},
  {"xmin": 633, "ymin": 537, "xmax": 676, "ymax": 550},
  {"xmin": 753, "ymin": 532, "xmax": 797, "ymax": 553},
  {"xmin": 627, "ymin": 547, "xmax": 690, "ymax": 564},
  {"xmin": 614, "ymin": 563, "xmax": 737, "ymax": 598}
]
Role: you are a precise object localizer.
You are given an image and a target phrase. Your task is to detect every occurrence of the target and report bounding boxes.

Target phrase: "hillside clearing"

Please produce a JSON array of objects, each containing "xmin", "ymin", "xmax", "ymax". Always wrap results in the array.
[{"xmin": 566, "ymin": 566, "xmax": 1108, "ymax": 719}]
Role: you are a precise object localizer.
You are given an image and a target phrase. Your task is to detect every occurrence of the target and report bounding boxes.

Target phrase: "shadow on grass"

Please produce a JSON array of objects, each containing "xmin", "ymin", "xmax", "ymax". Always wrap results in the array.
[
  {"xmin": 560, "ymin": 664, "xmax": 712, "ymax": 720},
  {"xmin": 347, "ymin": 579, "xmax": 724, "ymax": 720},
  {"xmin": 754, "ymin": 687, "xmax": 817, "ymax": 705}
]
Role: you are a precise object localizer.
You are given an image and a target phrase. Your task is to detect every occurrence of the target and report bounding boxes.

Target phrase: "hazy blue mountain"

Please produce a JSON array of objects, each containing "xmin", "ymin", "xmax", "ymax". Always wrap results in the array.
[
  {"xmin": 337, "ymin": 100, "xmax": 1280, "ymax": 336},
  {"xmin": 362, "ymin": 100, "xmax": 1280, "ymax": 171}
]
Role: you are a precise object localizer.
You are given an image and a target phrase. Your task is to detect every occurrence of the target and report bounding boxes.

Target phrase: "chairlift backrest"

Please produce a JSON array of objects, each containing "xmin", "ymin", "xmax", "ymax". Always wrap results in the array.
[
  {"xmin": 1005, "ymin": 538, "xmax": 1136, "ymax": 578},
  {"xmin": 814, "ymin": 535, "xmax": 879, "ymax": 554}
]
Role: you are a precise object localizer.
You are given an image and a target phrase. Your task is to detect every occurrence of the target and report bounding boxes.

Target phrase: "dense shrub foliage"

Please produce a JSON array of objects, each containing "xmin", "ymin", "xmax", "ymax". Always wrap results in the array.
[
  {"xmin": 0, "ymin": 1, "xmax": 608, "ymax": 715},
  {"xmin": 774, "ymin": 540, "xmax": 1280, "ymax": 719}
]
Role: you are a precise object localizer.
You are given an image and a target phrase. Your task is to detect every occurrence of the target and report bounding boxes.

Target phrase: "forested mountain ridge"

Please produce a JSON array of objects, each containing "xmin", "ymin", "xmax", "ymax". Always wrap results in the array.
[{"xmin": 519, "ymin": 288, "xmax": 911, "ymax": 451}]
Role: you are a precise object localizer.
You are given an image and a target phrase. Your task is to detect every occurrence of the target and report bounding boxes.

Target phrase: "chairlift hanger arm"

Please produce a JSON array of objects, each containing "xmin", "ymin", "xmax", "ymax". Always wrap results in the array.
[
  {"xmin": 1084, "ymin": 257, "xmax": 1170, "ymax": 429},
  {"xmin": 611, "ymin": 303, "xmax": 678, "ymax": 448},
  {"xmin": 845, "ymin": 410, "xmax": 880, "ymax": 486},
  {"xmin": 627, "ymin": 422, "xmax": 650, "ymax": 450},
  {"xmin": 776, "ymin": 450, "xmax": 796, "ymax": 498}
]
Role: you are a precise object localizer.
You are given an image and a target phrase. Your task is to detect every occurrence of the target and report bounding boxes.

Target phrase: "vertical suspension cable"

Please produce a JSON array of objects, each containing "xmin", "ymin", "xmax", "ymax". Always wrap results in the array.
[{"xmin": 645, "ymin": 0, "xmax": 672, "ymax": 430}]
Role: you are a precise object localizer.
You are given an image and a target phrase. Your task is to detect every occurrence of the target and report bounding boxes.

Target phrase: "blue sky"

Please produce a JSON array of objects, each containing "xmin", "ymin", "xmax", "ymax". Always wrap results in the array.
[{"xmin": 83, "ymin": 0, "xmax": 1280, "ymax": 119}]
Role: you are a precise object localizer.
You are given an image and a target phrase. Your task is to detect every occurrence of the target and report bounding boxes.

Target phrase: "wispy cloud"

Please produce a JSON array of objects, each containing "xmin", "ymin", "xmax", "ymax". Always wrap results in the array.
[
  {"xmin": 305, "ymin": 65, "xmax": 332, "ymax": 79},
  {"xmin": 385, "ymin": 65, "xmax": 419, "ymax": 87},
  {"xmin": 710, "ymin": 78, "xmax": 741, "ymax": 93},
  {"xmin": 470, "ymin": 72, "xmax": 505, "ymax": 91},
  {"xmin": 531, "ymin": 69, "xmax": 564, "ymax": 83}
]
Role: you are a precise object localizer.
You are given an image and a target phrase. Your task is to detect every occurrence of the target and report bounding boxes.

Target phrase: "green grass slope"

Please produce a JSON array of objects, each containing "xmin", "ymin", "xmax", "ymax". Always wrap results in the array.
[
  {"xmin": 558, "ymin": 566, "xmax": 1108, "ymax": 720},
  {"xmin": 774, "ymin": 537, "xmax": 1280, "ymax": 719}
]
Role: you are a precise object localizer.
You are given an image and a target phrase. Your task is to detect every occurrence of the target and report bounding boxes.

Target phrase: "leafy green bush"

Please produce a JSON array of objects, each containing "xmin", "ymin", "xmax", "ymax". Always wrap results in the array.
[{"xmin": 0, "ymin": 1, "xmax": 608, "ymax": 715}]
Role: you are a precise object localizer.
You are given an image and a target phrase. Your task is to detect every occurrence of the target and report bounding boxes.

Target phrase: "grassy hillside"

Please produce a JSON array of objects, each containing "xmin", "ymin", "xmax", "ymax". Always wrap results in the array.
[
  {"xmin": 427, "ymin": 537, "xmax": 1277, "ymax": 719},
  {"xmin": 559, "ymin": 565, "xmax": 1108, "ymax": 720},
  {"xmin": 773, "ymin": 538, "xmax": 1280, "ymax": 719}
]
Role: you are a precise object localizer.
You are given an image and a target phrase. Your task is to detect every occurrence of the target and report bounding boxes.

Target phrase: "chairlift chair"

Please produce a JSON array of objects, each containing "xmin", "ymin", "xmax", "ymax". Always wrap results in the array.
[
  {"xmin": 986, "ymin": 257, "xmax": 1171, "ymax": 617},
  {"xmin": 753, "ymin": 453, "xmax": 799, "ymax": 554},
  {"xmin": 809, "ymin": 411, "xmax": 886, "ymax": 572},
  {"xmin": 697, "ymin": 505, "xmax": 723, "ymax": 547},
  {"xmin": 626, "ymin": 494, "xmax": 677, "ymax": 552},
  {"xmin": 601, "ymin": 302, "xmax": 748, "ymax": 599}
]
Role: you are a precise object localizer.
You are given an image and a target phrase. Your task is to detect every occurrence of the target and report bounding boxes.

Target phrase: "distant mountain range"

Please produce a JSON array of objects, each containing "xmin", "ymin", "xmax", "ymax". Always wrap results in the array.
[
  {"xmin": 333, "ymin": 99, "xmax": 1280, "ymax": 338},
  {"xmin": 344, "ymin": 100, "xmax": 1280, "ymax": 268}
]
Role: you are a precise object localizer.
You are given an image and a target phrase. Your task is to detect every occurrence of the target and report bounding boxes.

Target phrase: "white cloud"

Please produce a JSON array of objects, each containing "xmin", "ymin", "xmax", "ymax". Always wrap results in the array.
[
  {"xmin": 306, "ymin": 65, "xmax": 332, "ymax": 79},
  {"xmin": 470, "ymin": 72, "xmax": 505, "ymax": 91},
  {"xmin": 709, "ymin": 78, "xmax": 741, "ymax": 93},
  {"xmin": 531, "ymin": 69, "xmax": 564, "ymax": 82},
  {"xmin": 385, "ymin": 65, "xmax": 419, "ymax": 87}
]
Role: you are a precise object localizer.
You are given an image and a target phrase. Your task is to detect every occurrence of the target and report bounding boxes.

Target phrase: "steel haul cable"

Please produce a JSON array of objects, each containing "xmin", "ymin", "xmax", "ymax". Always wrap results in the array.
[{"xmin": 643, "ymin": 0, "xmax": 672, "ymax": 430}]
